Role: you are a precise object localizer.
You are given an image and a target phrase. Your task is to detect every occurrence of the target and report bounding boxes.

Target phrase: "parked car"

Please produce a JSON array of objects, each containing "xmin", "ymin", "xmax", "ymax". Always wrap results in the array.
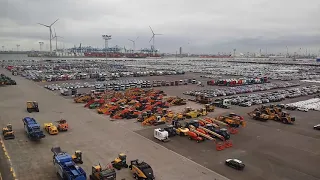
[{"xmin": 225, "ymin": 159, "xmax": 245, "ymax": 170}]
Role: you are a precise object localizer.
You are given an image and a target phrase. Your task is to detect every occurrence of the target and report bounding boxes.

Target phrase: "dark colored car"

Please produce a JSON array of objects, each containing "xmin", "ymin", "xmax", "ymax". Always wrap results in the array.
[
  {"xmin": 225, "ymin": 159, "xmax": 245, "ymax": 170},
  {"xmin": 314, "ymin": 124, "xmax": 320, "ymax": 130}
]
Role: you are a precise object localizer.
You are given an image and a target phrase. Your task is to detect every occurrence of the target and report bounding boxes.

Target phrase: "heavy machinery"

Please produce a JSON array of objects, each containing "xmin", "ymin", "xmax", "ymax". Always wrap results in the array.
[
  {"xmin": 51, "ymin": 147, "xmax": 87, "ymax": 180},
  {"xmin": 205, "ymin": 104, "xmax": 215, "ymax": 112},
  {"xmin": 247, "ymin": 111, "xmax": 269, "ymax": 121},
  {"xmin": 172, "ymin": 120, "xmax": 189, "ymax": 136},
  {"xmin": 89, "ymin": 164, "xmax": 116, "ymax": 180},
  {"xmin": 22, "ymin": 117, "xmax": 45, "ymax": 140},
  {"xmin": 74, "ymin": 94, "xmax": 92, "ymax": 103},
  {"xmin": 185, "ymin": 110, "xmax": 201, "ymax": 119},
  {"xmin": 44, "ymin": 123, "xmax": 59, "ymax": 135},
  {"xmin": 195, "ymin": 95, "xmax": 213, "ymax": 104},
  {"xmin": 0, "ymin": 74, "xmax": 16, "ymax": 85},
  {"xmin": 278, "ymin": 111, "xmax": 295, "ymax": 124},
  {"xmin": 186, "ymin": 120, "xmax": 227, "ymax": 141},
  {"xmin": 129, "ymin": 159, "xmax": 155, "ymax": 180},
  {"xmin": 197, "ymin": 108, "xmax": 208, "ymax": 116},
  {"xmin": 56, "ymin": 119, "xmax": 69, "ymax": 131},
  {"xmin": 111, "ymin": 153, "xmax": 128, "ymax": 170},
  {"xmin": 2, "ymin": 124, "xmax": 15, "ymax": 140},
  {"xmin": 26, "ymin": 101, "xmax": 39, "ymax": 113},
  {"xmin": 154, "ymin": 128, "xmax": 170, "ymax": 142},
  {"xmin": 163, "ymin": 125, "xmax": 177, "ymax": 137},
  {"xmin": 216, "ymin": 115, "xmax": 246, "ymax": 128},
  {"xmin": 72, "ymin": 150, "xmax": 83, "ymax": 164}
]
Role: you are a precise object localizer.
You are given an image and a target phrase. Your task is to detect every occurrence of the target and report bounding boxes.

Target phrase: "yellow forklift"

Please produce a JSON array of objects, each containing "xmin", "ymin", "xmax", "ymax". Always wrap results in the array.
[
  {"xmin": 89, "ymin": 164, "xmax": 116, "ymax": 180},
  {"xmin": 26, "ymin": 101, "xmax": 39, "ymax": 113},
  {"xmin": 72, "ymin": 150, "xmax": 83, "ymax": 164},
  {"xmin": 2, "ymin": 124, "xmax": 15, "ymax": 140},
  {"xmin": 111, "ymin": 153, "xmax": 128, "ymax": 170}
]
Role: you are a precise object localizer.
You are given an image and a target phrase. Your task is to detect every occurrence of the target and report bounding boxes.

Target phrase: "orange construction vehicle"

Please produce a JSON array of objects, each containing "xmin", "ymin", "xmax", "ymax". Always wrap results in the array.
[{"xmin": 56, "ymin": 119, "xmax": 68, "ymax": 131}]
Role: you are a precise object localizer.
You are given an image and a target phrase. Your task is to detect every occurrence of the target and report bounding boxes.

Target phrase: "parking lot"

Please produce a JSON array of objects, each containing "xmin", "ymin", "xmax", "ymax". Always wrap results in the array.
[
  {"xmin": 0, "ymin": 68, "xmax": 228, "ymax": 180},
  {"xmin": 1, "ymin": 58, "xmax": 320, "ymax": 180}
]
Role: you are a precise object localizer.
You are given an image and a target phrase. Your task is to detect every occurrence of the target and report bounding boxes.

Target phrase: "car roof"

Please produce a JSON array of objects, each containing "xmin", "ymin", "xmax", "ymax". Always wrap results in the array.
[{"xmin": 226, "ymin": 159, "xmax": 242, "ymax": 163}]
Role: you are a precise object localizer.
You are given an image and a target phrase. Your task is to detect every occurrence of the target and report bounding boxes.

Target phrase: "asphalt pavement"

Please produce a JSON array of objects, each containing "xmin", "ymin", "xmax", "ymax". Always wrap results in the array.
[{"xmin": 0, "ymin": 68, "xmax": 229, "ymax": 180}]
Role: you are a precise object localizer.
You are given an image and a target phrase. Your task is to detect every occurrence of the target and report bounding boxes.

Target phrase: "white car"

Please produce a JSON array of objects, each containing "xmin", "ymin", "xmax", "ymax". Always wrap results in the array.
[{"xmin": 297, "ymin": 107, "xmax": 308, "ymax": 112}]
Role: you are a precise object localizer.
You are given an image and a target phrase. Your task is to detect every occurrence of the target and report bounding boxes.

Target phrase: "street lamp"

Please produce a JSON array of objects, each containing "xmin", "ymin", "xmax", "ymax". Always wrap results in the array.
[
  {"xmin": 39, "ymin": 42, "xmax": 44, "ymax": 52},
  {"xmin": 102, "ymin": 35, "xmax": 112, "ymax": 61}
]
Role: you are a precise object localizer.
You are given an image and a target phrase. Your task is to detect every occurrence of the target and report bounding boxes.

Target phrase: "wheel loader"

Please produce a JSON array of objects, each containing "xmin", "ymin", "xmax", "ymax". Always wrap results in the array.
[
  {"xmin": 185, "ymin": 110, "xmax": 201, "ymax": 119},
  {"xmin": 197, "ymin": 108, "xmax": 208, "ymax": 116},
  {"xmin": 111, "ymin": 153, "xmax": 128, "ymax": 170},
  {"xmin": 172, "ymin": 120, "xmax": 189, "ymax": 136},
  {"xmin": 2, "ymin": 124, "xmax": 15, "ymax": 140},
  {"xmin": 216, "ymin": 115, "xmax": 246, "ymax": 128},
  {"xmin": 129, "ymin": 159, "xmax": 155, "ymax": 180},
  {"xmin": 44, "ymin": 123, "xmax": 59, "ymax": 135},
  {"xmin": 72, "ymin": 150, "xmax": 83, "ymax": 164},
  {"xmin": 247, "ymin": 111, "xmax": 269, "ymax": 121},
  {"xmin": 56, "ymin": 119, "xmax": 68, "ymax": 131},
  {"xmin": 205, "ymin": 104, "xmax": 215, "ymax": 112},
  {"xmin": 89, "ymin": 164, "xmax": 116, "ymax": 180},
  {"xmin": 26, "ymin": 101, "xmax": 39, "ymax": 113}
]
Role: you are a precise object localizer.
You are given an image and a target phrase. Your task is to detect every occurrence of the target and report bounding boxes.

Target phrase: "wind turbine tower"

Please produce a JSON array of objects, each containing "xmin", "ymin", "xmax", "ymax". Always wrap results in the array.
[
  {"xmin": 128, "ymin": 36, "xmax": 139, "ymax": 53},
  {"xmin": 16, "ymin": 44, "xmax": 20, "ymax": 51},
  {"xmin": 38, "ymin": 18, "xmax": 59, "ymax": 54},
  {"xmin": 52, "ymin": 28, "xmax": 63, "ymax": 52},
  {"xmin": 149, "ymin": 26, "xmax": 163, "ymax": 56}
]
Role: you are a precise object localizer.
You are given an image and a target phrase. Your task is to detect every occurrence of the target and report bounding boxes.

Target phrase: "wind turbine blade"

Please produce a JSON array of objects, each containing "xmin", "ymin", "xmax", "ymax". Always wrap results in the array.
[
  {"xmin": 136, "ymin": 36, "xmax": 139, "ymax": 40},
  {"xmin": 149, "ymin": 26, "xmax": 154, "ymax": 35},
  {"xmin": 155, "ymin": 34, "xmax": 163, "ymax": 35},
  {"xmin": 38, "ymin": 23, "xmax": 49, "ymax": 27},
  {"xmin": 149, "ymin": 36, "xmax": 154, "ymax": 43},
  {"xmin": 128, "ymin": 39, "xmax": 133, "ymax": 42},
  {"xmin": 50, "ymin": 18, "xmax": 59, "ymax": 26}
]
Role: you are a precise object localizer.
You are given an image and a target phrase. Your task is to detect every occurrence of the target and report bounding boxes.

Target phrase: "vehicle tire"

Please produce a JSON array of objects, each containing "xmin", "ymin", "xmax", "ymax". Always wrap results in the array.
[
  {"xmin": 282, "ymin": 119, "xmax": 287, "ymax": 124},
  {"xmin": 27, "ymin": 109, "xmax": 31, "ymax": 113},
  {"xmin": 89, "ymin": 175, "xmax": 94, "ymax": 180},
  {"xmin": 124, "ymin": 164, "xmax": 128, "ymax": 168},
  {"xmin": 196, "ymin": 140, "xmax": 200, "ymax": 143},
  {"xmin": 133, "ymin": 173, "xmax": 138, "ymax": 179},
  {"xmin": 180, "ymin": 132, "xmax": 184, "ymax": 136},
  {"xmin": 129, "ymin": 165, "xmax": 132, "ymax": 170}
]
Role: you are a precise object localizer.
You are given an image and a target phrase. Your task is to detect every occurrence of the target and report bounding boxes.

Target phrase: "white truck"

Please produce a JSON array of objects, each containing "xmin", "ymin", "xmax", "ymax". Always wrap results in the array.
[{"xmin": 154, "ymin": 128, "xmax": 170, "ymax": 142}]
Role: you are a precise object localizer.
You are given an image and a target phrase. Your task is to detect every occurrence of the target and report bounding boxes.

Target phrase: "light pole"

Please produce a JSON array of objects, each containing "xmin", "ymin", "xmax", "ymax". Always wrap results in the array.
[
  {"xmin": 39, "ymin": 42, "xmax": 44, "ymax": 51},
  {"xmin": 102, "ymin": 35, "xmax": 112, "ymax": 61},
  {"xmin": 286, "ymin": 46, "xmax": 289, "ymax": 57}
]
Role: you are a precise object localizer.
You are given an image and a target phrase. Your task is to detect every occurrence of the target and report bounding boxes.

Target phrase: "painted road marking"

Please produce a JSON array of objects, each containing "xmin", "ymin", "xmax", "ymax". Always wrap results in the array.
[{"xmin": 0, "ymin": 139, "xmax": 17, "ymax": 180}]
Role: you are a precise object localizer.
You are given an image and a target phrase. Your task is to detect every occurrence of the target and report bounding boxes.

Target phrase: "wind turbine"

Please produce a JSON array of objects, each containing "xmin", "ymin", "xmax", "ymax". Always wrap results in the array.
[
  {"xmin": 38, "ymin": 18, "xmax": 59, "ymax": 54},
  {"xmin": 52, "ymin": 28, "xmax": 63, "ymax": 52},
  {"xmin": 149, "ymin": 26, "xmax": 162, "ymax": 55},
  {"xmin": 128, "ymin": 36, "xmax": 139, "ymax": 53}
]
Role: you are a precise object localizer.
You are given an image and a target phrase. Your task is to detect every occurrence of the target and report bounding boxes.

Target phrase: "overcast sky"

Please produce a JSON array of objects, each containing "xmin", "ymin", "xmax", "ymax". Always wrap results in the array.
[{"xmin": 1, "ymin": 0, "xmax": 320, "ymax": 54}]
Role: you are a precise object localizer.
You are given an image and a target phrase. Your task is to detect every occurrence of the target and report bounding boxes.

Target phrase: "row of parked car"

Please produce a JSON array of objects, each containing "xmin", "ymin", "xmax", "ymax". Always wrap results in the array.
[
  {"xmin": 183, "ymin": 82, "xmax": 299, "ymax": 97},
  {"xmin": 286, "ymin": 97, "xmax": 320, "ymax": 111},
  {"xmin": 224, "ymin": 85, "xmax": 320, "ymax": 107},
  {"xmin": 44, "ymin": 78, "xmax": 200, "ymax": 91}
]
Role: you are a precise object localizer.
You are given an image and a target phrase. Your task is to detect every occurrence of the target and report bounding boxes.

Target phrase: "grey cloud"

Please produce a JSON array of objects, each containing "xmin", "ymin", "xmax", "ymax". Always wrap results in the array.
[{"xmin": 1, "ymin": 0, "xmax": 320, "ymax": 53}]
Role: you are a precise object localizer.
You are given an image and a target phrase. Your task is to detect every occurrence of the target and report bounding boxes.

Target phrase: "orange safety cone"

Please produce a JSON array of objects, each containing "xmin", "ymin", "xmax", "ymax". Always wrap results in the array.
[
  {"xmin": 225, "ymin": 140, "xmax": 233, "ymax": 148},
  {"xmin": 216, "ymin": 142, "xmax": 225, "ymax": 151},
  {"xmin": 228, "ymin": 127, "xmax": 238, "ymax": 134}
]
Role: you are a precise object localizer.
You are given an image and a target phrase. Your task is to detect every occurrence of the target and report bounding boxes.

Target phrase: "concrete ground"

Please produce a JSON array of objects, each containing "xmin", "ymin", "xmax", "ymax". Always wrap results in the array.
[
  {"xmin": 0, "ymin": 68, "xmax": 229, "ymax": 180},
  {"xmin": 136, "ymin": 97, "xmax": 320, "ymax": 180}
]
